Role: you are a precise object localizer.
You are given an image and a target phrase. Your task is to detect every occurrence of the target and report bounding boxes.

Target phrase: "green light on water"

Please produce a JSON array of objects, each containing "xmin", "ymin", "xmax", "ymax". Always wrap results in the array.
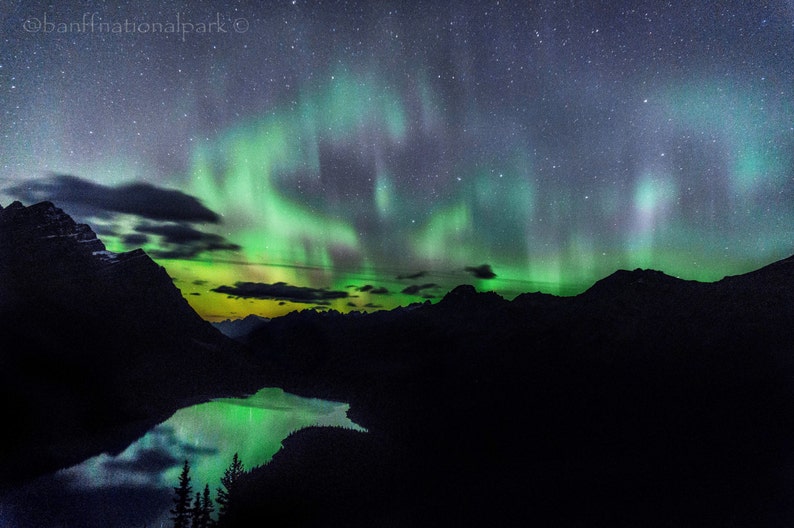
[{"xmin": 64, "ymin": 388, "xmax": 363, "ymax": 494}]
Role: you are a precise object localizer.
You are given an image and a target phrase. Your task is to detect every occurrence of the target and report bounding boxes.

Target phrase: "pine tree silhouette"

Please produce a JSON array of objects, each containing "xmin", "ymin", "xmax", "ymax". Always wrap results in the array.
[
  {"xmin": 194, "ymin": 483, "xmax": 215, "ymax": 528},
  {"xmin": 216, "ymin": 453, "xmax": 245, "ymax": 524},
  {"xmin": 170, "ymin": 460, "xmax": 192, "ymax": 528},
  {"xmin": 190, "ymin": 491, "xmax": 202, "ymax": 527}
]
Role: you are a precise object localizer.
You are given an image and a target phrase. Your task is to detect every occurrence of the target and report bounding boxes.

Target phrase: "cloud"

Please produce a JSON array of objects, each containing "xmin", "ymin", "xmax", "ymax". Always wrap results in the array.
[
  {"xmin": 135, "ymin": 222, "xmax": 241, "ymax": 259},
  {"xmin": 121, "ymin": 233, "xmax": 149, "ymax": 246},
  {"xmin": 397, "ymin": 270, "xmax": 427, "ymax": 280},
  {"xmin": 6, "ymin": 173, "xmax": 220, "ymax": 223},
  {"xmin": 92, "ymin": 224, "xmax": 120, "ymax": 237},
  {"xmin": 356, "ymin": 284, "xmax": 389, "ymax": 295},
  {"xmin": 212, "ymin": 281, "xmax": 349, "ymax": 304},
  {"xmin": 401, "ymin": 283, "xmax": 438, "ymax": 295},
  {"xmin": 464, "ymin": 264, "xmax": 497, "ymax": 279},
  {"xmin": 4, "ymin": 174, "xmax": 241, "ymax": 260}
]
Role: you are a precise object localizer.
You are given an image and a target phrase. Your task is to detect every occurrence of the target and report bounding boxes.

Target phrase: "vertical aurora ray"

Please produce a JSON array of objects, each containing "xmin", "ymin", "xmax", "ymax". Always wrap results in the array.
[
  {"xmin": 628, "ymin": 171, "xmax": 679, "ymax": 268},
  {"xmin": 413, "ymin": 201, "xmax": 472, "ymax": 264},
  {"xmin": 613, "ymin": 78, "xmax": 794, "ymax": 279}
]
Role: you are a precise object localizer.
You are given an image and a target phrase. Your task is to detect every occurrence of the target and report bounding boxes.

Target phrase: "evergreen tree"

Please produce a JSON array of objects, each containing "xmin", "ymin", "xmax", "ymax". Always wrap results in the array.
[
  {"xmin": 216, "ymin": 453, "xmax": 245, "ymax": 523},
  {"xmin": 170, "ymin": 460, "xmax": 193, "ymax": 528},
  {"xmin": 190, "ymin": 491, "xmax": 202, "ymax": 528},
  {"xmin": 193, "ymin": 483, "xmax": 215, "ymax": 528}
]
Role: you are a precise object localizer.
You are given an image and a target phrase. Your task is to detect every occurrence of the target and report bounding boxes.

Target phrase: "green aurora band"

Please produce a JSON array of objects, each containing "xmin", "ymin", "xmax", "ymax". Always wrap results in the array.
[
  {"xmin": 77, "ymin": 68, "xmax": 791, "ymax": 320},
  {"xmin": 118, "ymin": 69, "xmax": 784, "ymax": 320}
]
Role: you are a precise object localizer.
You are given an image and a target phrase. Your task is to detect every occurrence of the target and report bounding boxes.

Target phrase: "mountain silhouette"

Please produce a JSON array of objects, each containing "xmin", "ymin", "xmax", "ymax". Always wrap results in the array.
[
  {"xmin": 3, "ymin": 199, "xmax": 794, "ymax": 526},
  {"xmin": 0, "ymin": 201, "xmax": 261, "ymax": 489},
  {"xmin": 236, "ymin": 254, "xmax": 794, "ymax": 527}
]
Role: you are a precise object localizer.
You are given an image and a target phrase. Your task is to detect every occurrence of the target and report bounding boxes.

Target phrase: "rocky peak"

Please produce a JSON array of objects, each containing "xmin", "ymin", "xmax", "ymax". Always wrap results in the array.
[
  {"xmin": 0, "ymin": 200, "xmax": 209, "ymax": 335},
  {"xmin": 0, "ymin": 200, "xmax": 106, "ymax": 262},
  {"xmin": 437, "ymin": 284, "xmax": 505, "ymax": 312}
]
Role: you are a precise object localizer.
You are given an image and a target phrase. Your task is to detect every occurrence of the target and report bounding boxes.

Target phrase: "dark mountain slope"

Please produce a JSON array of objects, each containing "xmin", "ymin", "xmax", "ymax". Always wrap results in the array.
[
  {"xmin": 0, "ymin": 201, "xmax": 261, "ymax": 489},
  {"xmin": 236, "ymin": 260, "xmax": 794, "ymax": 527}
]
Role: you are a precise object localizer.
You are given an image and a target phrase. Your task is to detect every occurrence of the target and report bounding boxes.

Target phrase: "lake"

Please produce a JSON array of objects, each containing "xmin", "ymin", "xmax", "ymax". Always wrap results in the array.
[{"xmin": 0, "ymin": 387, "xmax": 365, "ymax": 528}]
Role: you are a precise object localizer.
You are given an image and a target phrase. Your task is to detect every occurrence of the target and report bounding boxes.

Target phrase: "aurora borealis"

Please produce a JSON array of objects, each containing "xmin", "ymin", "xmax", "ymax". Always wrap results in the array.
[{"xmin": 2, "ymin": 0, "xmax": 793, "ymax": 319}]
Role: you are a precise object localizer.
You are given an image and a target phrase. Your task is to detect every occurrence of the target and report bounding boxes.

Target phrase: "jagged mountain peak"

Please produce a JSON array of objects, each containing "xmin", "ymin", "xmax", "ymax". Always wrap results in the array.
[
  {"xmin": 0, "ymin": 200, "xmax": 208, "ymax": 334},
  {"xmin": 2, "ymin": 200, "xmax": 70, "ymax": 223},
  {"xmin": 0, "ymin": 200, "xmax": 109, "ymax": 262},
  {"xmin": 438, "ymin": 283, "xmax": 505, "ymax": 308}
]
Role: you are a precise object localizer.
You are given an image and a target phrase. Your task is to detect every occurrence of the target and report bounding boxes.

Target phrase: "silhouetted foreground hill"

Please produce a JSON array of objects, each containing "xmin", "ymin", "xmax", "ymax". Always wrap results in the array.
[
  {"xmin": 0, "ymin": 201, "xmax": 261, "ymax": 489},
  {"xmin": 235, "ymin": 257, "xmax": 794, "ymax": 527}
]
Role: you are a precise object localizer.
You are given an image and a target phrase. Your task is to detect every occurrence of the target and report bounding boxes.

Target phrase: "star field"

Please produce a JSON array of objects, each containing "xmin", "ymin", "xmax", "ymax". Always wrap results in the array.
[{"xmin": 1, "ymin": 0, "xmax": 793, "ymax": 319}]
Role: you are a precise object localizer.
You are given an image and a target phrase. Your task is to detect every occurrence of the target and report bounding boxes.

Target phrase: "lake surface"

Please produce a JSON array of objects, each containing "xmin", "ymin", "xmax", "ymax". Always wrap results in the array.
[{"xmin": 0, "ymin": 387, "xmax": 365, "ymax": 528}]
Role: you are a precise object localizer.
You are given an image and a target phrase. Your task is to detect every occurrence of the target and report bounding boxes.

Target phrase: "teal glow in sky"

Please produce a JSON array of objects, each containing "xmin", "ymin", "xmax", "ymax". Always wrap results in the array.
[{"xmin": 2, "ymin": 0, "xmax": 793, "ymax": 318}]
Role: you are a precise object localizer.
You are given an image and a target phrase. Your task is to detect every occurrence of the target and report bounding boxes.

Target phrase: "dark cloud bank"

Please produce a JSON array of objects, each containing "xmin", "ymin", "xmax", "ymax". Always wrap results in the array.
[
  {"xmin": 7, "ymin": 174, "xmax": 219, "ymax": 223},
  {"xmin": 5, "ymin": 174, "xmax": 239, "ymax": 260},
  {"xmin": 212, "ymin": 281, "xmax": 350, "ymax": 304}
]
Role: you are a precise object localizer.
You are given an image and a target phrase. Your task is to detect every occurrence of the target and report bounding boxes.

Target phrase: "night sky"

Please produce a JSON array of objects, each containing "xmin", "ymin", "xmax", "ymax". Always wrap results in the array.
[{"xmin": 2, "ymin": 0, "xmax": 793, "ymax": 319}]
